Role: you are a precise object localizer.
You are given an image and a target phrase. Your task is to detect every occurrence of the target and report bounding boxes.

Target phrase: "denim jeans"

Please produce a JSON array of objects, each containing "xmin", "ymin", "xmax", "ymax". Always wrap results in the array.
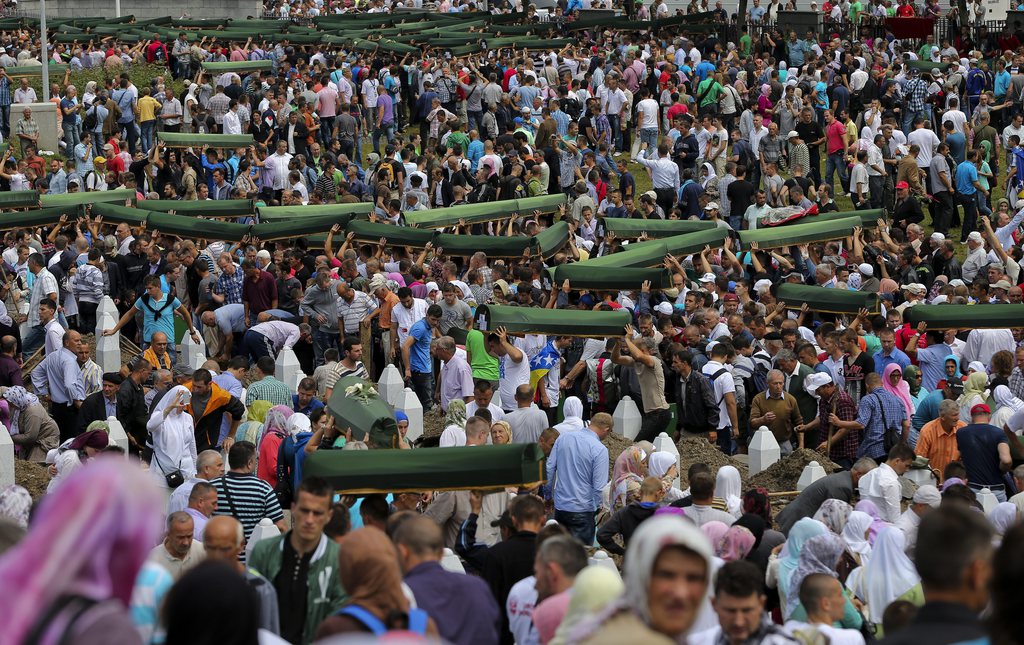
[
  {"xmin": 639, "ymin": 127, "xmax": 659, "ymax": 158},
  {"xmin": 607, "ymin": 114, "xmax": 622, "ymax": 153},
  {"xmin": 0, "ymin": 104, "xmax": 9, "ymax": 140},
  {"xmin": 825, "ymin": 151, "xmax": 849, "ymax": 194},
  {"xmin": 140, "ymin": 120, "xmax": 156, "ymax": 153},
  {"xmin": 92, "ymin": 131, "xmax": 105, "ymax": 158},
  {"xmin": 312, "ymin": 328, "xmax": 339, "ymax": 368},
  {"xmin": 467, "ymin": 109, "xmax": 483, "ymax": 134},
  {"xmin": 63, "ymin": 122, "xmax": 80, "ymax": 153},
  {"xmin": 319, "ymin": 115, "xmax": 336, "ymax": 148},
  {"xmin": 636, "ymin": 407, "xmax": 671, "ymax": 443},
  {"xmin": 120, "ymin": 120, "xmax": 139, "ymax": 155},
  {"xmin": 901, "ymin": 109, "xmax": 929, "ymax": 135},
  {"xmin": 372, "ymin": 122, "xmax": 395, "ymax": 154},
  {"xmin": 410, "ymin": 371, "xmax": 435, "ymax": 412},
  {"xmin": 554, "ymin": 509, "xmax": 596, "ymax": 546},
  {"xmin": 22, "ymin": 324, "xmax": 44, "ymax": 362}
]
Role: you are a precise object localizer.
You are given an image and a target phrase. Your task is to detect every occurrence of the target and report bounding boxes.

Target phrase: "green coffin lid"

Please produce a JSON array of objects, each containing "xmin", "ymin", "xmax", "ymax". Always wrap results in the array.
[
  {"xmin": 201, "ymin": 60, "xmax": 274, "ymax": 74},
  {"xmin": 534, "ymin": 221, "xmax": 570, "ymax": 258},
  {"xmin": 777, "ymin": 283, "xmax": 880, "ymax": 315},
  {"xmin": 0, "ymin": 190, "xmax": 40, "ymax": 209},
  {"xmin": 553, "ymin": 264, "xmax": 673, "ymax": 291},
  {"xmin": 156, "ymin": 132, "xmax": 255, "ymax": 149},
  {"xmin": 628, "ymin": 228, "xmax": 730, "ymax": 257},
  {"xmin": 143, "ymin": 199, "xmax": 255, "ymax": 216},
  {"xmin": 325, "ymin": 375, "xmax": 399, "ymax": 451},
  {"xmin": 346, "ymin": 220, "xmax": 436, "ymax": 247},
  {"xmin": 304, "ymin": 442, "xmax": 546, "ymax": 493},
  {"xmin": 41, "ymin": 189, "xmax": 136, "ymax": 208},
  {"xmin": 89, "ymin": 202, "xmax": 150, "ymax": 226},
  {"xmin": 603, "ymin": 217, "xmax": 717, "ymax": 237},
  {"xmin": 251, "ymin": 214, "xmax": 358, "ymax": 240},
  {"xmin": 580, "ymin": 242, "xmax": 669, "ymax": 269},
  {"xmin": 904, "ymin": 304, "xmax": 1024, "ymax": 330},
  {"xmin": 474, "ymin": 304, "xmax": 632, "ymax": 338},
  {"xmin": 765, "ymin": 209, "xmax": 885, "ymax": 229},
  {"xmin": 433, "ymin": 231, "xmax": 535, "ymax": 258},
  {"xmin": 256, "ymin": 203, "xmax": 372, "ymax": 222},
  {"xmin": 904, "ymin": 60, "xmax": 952, "ymax": 73},
  {"xmin": 145, "ymin": 211, "xmax": 251, "ymax": 242},
  {"xmin": 7, "ymin": 64, "xmax": 69, "ymax": 78},
  {"xmin": 739, "ymin": 216, "xmax": 858, "ymax": 250},
  {"xmin": 0, "ymin": 207, "xmax": 81, "ymax": 229}
]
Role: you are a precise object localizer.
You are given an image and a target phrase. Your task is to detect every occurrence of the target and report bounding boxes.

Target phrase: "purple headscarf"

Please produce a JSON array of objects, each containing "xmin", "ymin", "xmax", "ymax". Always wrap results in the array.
[{"xmin": 854, "ymin": 499, "xmax": 891, "ymax": 544}]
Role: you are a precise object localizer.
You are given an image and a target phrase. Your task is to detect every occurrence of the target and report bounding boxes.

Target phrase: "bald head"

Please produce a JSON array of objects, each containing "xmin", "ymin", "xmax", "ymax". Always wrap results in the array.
[
  {"xmin": 393, "ymin": 515, "xmax": 444, "ymax": 557},
  {"xmin": 203, "ymin": 516, "xmax": 245, "ymax": 568}
]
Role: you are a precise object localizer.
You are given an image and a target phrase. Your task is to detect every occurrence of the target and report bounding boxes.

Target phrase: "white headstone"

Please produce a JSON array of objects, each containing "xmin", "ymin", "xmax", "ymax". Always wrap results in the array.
[
  {"xmin": 106, "ymin": 416, "xmax": 130, "ymax": 455},
  {"xmin": 245, "ymin": 518, "xmax": 281, "ymax": 563},
  {"xmin": 396, "ymin": 387, "xmax": 424, "ymax": 443},
  {"xmin": 903, "ymin": 468, "xmax": 935, "ymax": 489},
  {"xmin": 96, "ymin": 312, "xmax": 122, "ymax": 373},
  {"xmin": 17, "ymin": 299, "xmax": 28, "ymax": 343},
  {"xmin": 378, "ymin": 364, "xmax": 404, "ymax": 406},
  {"xmin": 440, "ymin": 548, "xmax": 466, "ymax": 574},
  {"xmin": 748, "ymin": 426, "xmax": 781, "ymax": 476},
  {"xmin": 612, "ymin": 396, "xmax": 641, "ymax": 441},
  {"xmin": 275, "ymin": 347, "xmax": 301, "ymax": 387},
  {"xmin": 978, "ymin": 487, "xmax": 999, "ymax": 515},
  {"xmin": 587, "ymin": 550, "xmax": 621, "ymax": 579},
  {"xmin": 181, "ymin": 330, "xmax": 207, "ymax": 371},
  {"xmin": 96, "ymin": 296, "xmax": 118, "ymax": 333},
  {"xmin": 292, "ymin": 370, "xmax": 307, "ymax": 392},
  {"xmin": 0, "ymin": 423, "xmax": 13, "ymax": 488},
  {"xmin": 796, "ymin": 460, "xmax": 827, "ymax": 492},
  {"xmin": 653, "ymin": 432, "xmax": 681, "ymax": 490}
]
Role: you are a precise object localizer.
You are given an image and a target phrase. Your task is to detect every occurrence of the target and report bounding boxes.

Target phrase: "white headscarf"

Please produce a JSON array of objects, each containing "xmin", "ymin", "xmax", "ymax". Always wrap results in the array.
[
  {"xmin": 148, "ymin": 385, "xmax": 198, "ymax": 482},
  {"xmin": 840, "ymin": 510, "xmax": 874, "ymax": 563},
  {"xmin": 989, "ymin": 502, "xmax": 1019, "ymax": 543},
  {"xmin": 715, "ymin": 465, "xmax": 743, "ymax": 518},
  {"xmin": 553, "ymin": 396, "xmax": 585, "ymax": 433},
  {"xmin": 46, "ymin": 450, "xmax": 81, "ymax": 494},
  {"xmin": 993, "ymin": 385, "xmax": 1024, "ymax": 413},
  {"xmin": 648, "ymin": 452, "xmax": 677, "ymax": 479},
  {"xmin": 859, "ymin": 526, "xmax": 920, "ymax": 624},
  {"xmin": 701, "ymin": 162, "xmax": 717, "ymax": 188}
]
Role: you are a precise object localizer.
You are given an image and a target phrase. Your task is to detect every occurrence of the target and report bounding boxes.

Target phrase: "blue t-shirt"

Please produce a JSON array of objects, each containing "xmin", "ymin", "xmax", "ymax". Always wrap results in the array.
[
  {"xmin": 408, "ymin": 318, "xmax": 433, "ymax": 374},
  {"xmin": 947, "ymin": 132, "xmax": 967, "ymax": 164},
  {"xmin": 955, "ymin": 160, "xmax": 979, "ymax": 195},
  {"xmin": 956, "ymin": 423, "xmax": 1008, "ymax": 486},
  {"xmin": 135, "ymin": 294, "xmax": 180, "ymax": 343}
]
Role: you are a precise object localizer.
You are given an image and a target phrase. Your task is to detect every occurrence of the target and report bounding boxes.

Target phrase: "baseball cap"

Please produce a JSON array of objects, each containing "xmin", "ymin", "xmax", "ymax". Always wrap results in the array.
[
  {"xmin": 895, "ymin": 180, "xmax": 909, "ymax": 189},
  {"xmin": 704, "ymin": 202, "xmax": 720, "ymax": 211},
  {"xmin": 913, "ymin": 484, "xmax": 941, "ymax": 508},
  {"xmin": 804, "ymin": 372, "xmax": 833, "ymax": 396},
  {"xmin": 654, "ymin": 301, "xmax": 674, "ymax": 316},
  {"xmin": 971, "ymin": 403, "xmax": 991, "ymax": 416},
  {"xmin": 722, "ymin": 293, "xmax": 739, "ymax": 302},
  {"xmin": 930, "ymin": 232, "xmax": 945, "ymax": 243},
  {"xmin": 699, "ymin": 272, "xmax": 716, "ymax": 283},
  {"xmin": 94, "ymin": 156, "xmax": 106, "ymax": 164},
  {"xmin": 992, "ymin": 279, "xmax": 1012, "ymax": 291},
  {"xmin": 786, "ymin": 130, "xmax": 799, "ymax": 140},
  {"xmin": 902, "ymin": 283, "xmax": 926, "ymax": 295},
  {"xmin": 967, "ymin": 231, "xmax": 984, "ymax": 243}
]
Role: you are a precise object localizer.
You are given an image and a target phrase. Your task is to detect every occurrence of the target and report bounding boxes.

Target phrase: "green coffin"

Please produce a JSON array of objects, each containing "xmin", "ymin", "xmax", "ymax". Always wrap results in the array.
[
  {"xmin": 603, "ymin": 218, "xmax": 717, "ymax": 237},
  {"xmin": 201, "ymin": 60, "xmax": 273, "ymax": 74},
  {"xmin": 904, "ymin": 304, "xmax": 1024, "ymax": 330},
  {"xmin": 553, "ymin": 264, "xmax": 673, "ymax": 291},
  {"xmin": 740, "ymin": 217, "xmax": 858, "ymax": 250},
  {"xmin": 0, "ymin": 207, "xmax": 76, "ymax": 229},
  {"xmin": 325, "ymin": 376, "xmax": 399, "ymax": 450},
  {"xmin": 629, "ymin": 228, "xmax": 730, "ymax": 257},
  {"xmin": 346, "ymin": 220, "xmax": 436, "ymax": 247},
  {"xmin": 473, "ymin": 304, "xmax": 632, "ymax": 338},
  {"xmin": 156, "ymin": 132, "xmax": 255, "ymax": 149},
  {"xmin": 434, "ymin": 231, "xmax": 536, "ymax": 258},
  {"xmin": 304, "ymin": 443, "xmax": 546, "ymax": 494},
  {"xmin": 404, "ymin": 194, "xmax": 567, "ymax": 229},
  {"xmin": 0, "ymin": 190, "xmax": 40, "ymax": 209},
  {"xmin": 251, "ymin": 215, "xmax": 353, "ymax": 240},
  {"xmin": 580, "ymin": 242, "xmax": 669, "ymax": 269},
  {"xmin": 144, "ymin": 199, "xmax": 255, "ymax": 216},
  {"xmin": 534, "ymin": 221, "xmax": 570, "ymax": 258},
  {"xmin": 904, "ymin": 60, "xmax": 952, "ymax": 73},
  {"xmin": 256, "ymin": 203, "xmax": 372, "ymax": 221},
  {"xmin": 89, "ymin": 203, "xmax": 150, "ymax": 227},
  {"xmin": 41, "ymin": 189, "xmax": 136, "ymax": 208},
  {"xmin": 767, "ymin": 209, "xmax": 886, "ymax": 229},
  {"xmin": 145, "ymin": 211, "xmax": 251, "ymax": 242},
  {"xmin": 777, "ymin": 283, "xmax": 881, "ymax": 315}
]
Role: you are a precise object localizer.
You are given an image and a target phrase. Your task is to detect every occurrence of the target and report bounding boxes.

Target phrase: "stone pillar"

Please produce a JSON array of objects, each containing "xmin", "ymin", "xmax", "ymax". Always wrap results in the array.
[
  {"xmin": 796, "ymin": 461, "xmax": 826, "ymax": 491},
  {"xmin": 96, "ymin": 312, "xmax": 121, "ymax": 373},
  {"xmin": 377, "ymin": 363, "xmax": 404, "ymax": 407},
  {"xmin": 748, "ymin": 426, "xmax": 781, "ymax": 476},
  {"xmin": 181, "ymin": 330, "xmax": 207, "ymax": 371},
  {"xmin": 106, "ymin": 416, "xmax": 130, "ymax": 455},
  {"xmin": 612, "ymin": 396, "xmax": 641, "ymax": 441},
  {"xmin": 0, "ymin": 423, "xmax": 13, "ymax": 488},
  {"xmin": 245, "ymin": 518, "xmax": 281, "ymax": 563},
  {"xmin": 275, "ymin": 347, "xmax": 301, "ymax": 389}
]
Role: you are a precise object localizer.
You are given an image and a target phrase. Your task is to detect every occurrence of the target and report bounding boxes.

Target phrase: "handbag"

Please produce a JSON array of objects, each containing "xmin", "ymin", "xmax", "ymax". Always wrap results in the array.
[
  {"xmin": 152, "ymin": 450, "xmax": 185, "ymax": 489},
  {"xmin": 875, "ymin": 392, "xmax": 902, "ymax": 452}
]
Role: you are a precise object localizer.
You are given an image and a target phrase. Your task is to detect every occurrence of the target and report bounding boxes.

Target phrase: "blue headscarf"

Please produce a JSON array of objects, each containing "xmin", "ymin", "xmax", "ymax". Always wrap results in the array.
[{"xmin": 395, "ymin": 411, "xmax": 409, "ymax": 423}]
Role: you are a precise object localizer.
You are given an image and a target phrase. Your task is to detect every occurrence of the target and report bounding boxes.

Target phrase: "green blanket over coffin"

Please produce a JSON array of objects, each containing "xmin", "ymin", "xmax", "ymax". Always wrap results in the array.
[
  {"xmin": 602, "ymin": 218, "xmax": 717, "ymax": 237},
  {"xmin": 156, "ymin": 132, "xmax": 255, "ymax": 149},
  {"xmin": 145, "ymin": 211, "xmax": 251, "ymax": 242},
  {"xmin": 403, "ymin": 194, "xmax": 566, "ymax": 229},
  {"xmin": 256, "ymin": 203, "xmax": 372, "ymax": 221},
  {"xmin": 433, "ymin": 230, "xmax": 535, "ymax": 257},
  {"xmin": 767, "ymin": 209, "xmax": 886, "ymax": 229},
  {"xmin": 40, "ymin": 189, "xmax": 136, "ymax": 208},
  {"xmin": 777, "ymin": 283, "xmax": 881, "ymax": 314},
  {"xmin": 473, "ymin": 304, "xmax": 632, "ymax": 338},
  {"xmin": 534, "ymin": 221, "xmax": 570, "ymax": 258},
  {"xmin": 304, "ymin": 443, "xmax": 546, "ymax": 493},
  {"xmin": 904, "ymin": 304, "xmax": 1024, "ymax": 330},
  {"xmin": 740, "ymin": 217, "xmax": 858, "ymax": 250},
  {"xmin": 904, "ymin": 60, "xmax": 952, "ymax": 73},
  {"xmin": 89, "ymin": 203, "xmax": 151, "ymax": 227},
  {"xmin": 0, "ymin": 207, "xmax": 79, "ymax": 230},
  {"xmin": 325, "ymin": 376, "xmax": 399, "ymax": 450},
  {"xmin": 578, "ymin": 242, "xmax": 669, "ymax": 269},
  {"xmin": 628, "ymin": 228, "xmax": 730, "ymax": 257},
  {"xmin": 251, "ymin": 214, "xmax": 357, "ymax": 240},
  {"xmin": 201, "ymin": 60, "xmax": 273, "ymax": 74},
  {"xmin": 553, "ymin": 264, "xmax": 673, "ymax": 290},
  {"xmin": 0, "ymin": 190, "xmax": 40, "ymax": 209},
  {"xmin": 144, "ymin": 199, "xmax": 256, "ymax": 216},
  {"xmin": 346, "ymin": 220, "xmax": 436, "ymax": 247}
]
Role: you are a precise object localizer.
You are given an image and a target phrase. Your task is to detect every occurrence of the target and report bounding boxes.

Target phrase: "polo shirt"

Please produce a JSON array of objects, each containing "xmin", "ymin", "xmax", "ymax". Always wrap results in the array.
[
  {"xmin": 407, "ymin": 318, "xmax": 433, "ymax": 374},
  {"xmin": 211, "ymin": 472, "xmax": 284, "ymax": 542},
  {"xmin": 955, "ymin": 423, "xmax": 1008, "ymax": 487}
]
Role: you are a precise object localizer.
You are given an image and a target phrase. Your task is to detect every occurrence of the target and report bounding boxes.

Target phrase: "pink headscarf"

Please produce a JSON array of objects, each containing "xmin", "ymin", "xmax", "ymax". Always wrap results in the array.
[
  {"xmin": 0, "ymin": 459, "xmax": 163, "ymax": 644},
  {"xmin": 263, "ymin": 405, "xmax": 295, "ymax": 439},
  {"xmin": 882, "ymin": 363, "xmax": 914, "ymax": 418},
  {"xmin": 387, "ymin": 272, "xmax": 406, "ymax": 288},
  {"xmin": 716, "ymin": 525, "xmax": 757, "ymax": 562},
  {"xmin": 879, "ymin": 278, "xmax": 899, "ymax": 294},
  {"xmin": 701, "ymin": 521, "xmax": 730, "ymax": 547}
]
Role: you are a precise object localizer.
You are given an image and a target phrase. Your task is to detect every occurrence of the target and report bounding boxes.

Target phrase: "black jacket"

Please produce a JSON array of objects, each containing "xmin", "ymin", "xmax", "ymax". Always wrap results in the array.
[
  {"xmin": 597, "ymin": 502, "xmax": 658, "ymax": 555},
  {"xmin": 879, "ymin": 602, "xmax": 984, "ymax": 645},
  {"xmin": 77, "ymin": 390, "xmax": 122, "ymax": 435},
  {"xmin": 481, "ymin": 530, "xmax": 537, "ymax": 645}
]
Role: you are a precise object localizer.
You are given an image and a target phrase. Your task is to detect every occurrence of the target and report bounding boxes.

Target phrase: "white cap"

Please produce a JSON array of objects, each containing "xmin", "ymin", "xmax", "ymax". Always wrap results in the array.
[
  {"xmin": 930, "ymin": 232, "xmax": 946, "ymax": 242},
  {"xmin": 287, "ymin": 413, "xmax": 311, "ymax": 436},
  {"xmin": 704, "ymin": 202, "xmax": 720, "ymax": 211},
  {"xmin": 804, "ymin": 372, "xmax": 833, "ymax": 396},
  {"xmin": 754, "ymin": 278, "xmax": 773, "ymax": 292},
  {"xmin": 902, "ymin": 283, "xmax": 926, "ymax": 295},
  {"xmin": 967, "ymin": 231, "xmax": 984, "ymax": 243},
  {"xmin": 913, "ymin": 484, "xmax": 941, "ymax": 508},
  {"xmin": 699, "ymin": 272, "xmax": 716, "ymax": 283},
  {"xmin": 858, "ymin": 262, "xmax": 874, "ymax": 276},
  {"xmin": 654, "ymin": 302, "xmax": 674, "ymax": 316}
]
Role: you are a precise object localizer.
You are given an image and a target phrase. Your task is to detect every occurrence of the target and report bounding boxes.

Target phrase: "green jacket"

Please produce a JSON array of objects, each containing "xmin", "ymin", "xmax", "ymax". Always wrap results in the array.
[{"xmin": 249, "ymin": 533, "xmax": 346, "ymax": 645}]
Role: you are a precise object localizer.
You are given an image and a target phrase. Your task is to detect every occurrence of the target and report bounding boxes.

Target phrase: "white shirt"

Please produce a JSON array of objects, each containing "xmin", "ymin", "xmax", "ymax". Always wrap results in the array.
[
  {"xmin": 392, "ymin": 298, "xmax": 427, "ymax": 345},
  {"xmin": 499, "ymin": 346, "xmax": 531, "ymax": 412},
  {"xmin": 702, "ymin": 360, "xmax": 735, "ymax": 430},
  {"xmin": 907, "ymin": 128, "xmax": 941, "ymax": 168},
  {"xmin": 858, "ymin": 462, "xmax": 902, "ymax": 523},
  {"xmin": 783, "ymin": 621, "xmax": 865, "ymax": 645},
  {"xmin": 962, "ymin": 328, "xmax": 1015, "ymax": 367},
  {"xmin": 507, "ymin": 576, "xmax": 539, "ymax": 645},
  {"xmin": 439, "ymin": 425, "xmax": 466, "ymax": 448},
  {"xmin": 467, "ymin": 401, "xmax": 505, "ymax": 423},
  {"xmin": 43, "ymin": 318, "xmax": 63, "ymax": 355},
  {"xmin": 943, "ymin": 109, "xmax": 968, "ymax": 135},
  {"xmin": 636, "ymin": 97, "xmax": 660, "ymax": 129},
  {"xmin": 895, "ymin": 507, "xmax": 921, "ymax": 554},
  {"xmin": 632, "ymin": 154, "xmax": 680, "ymax": 190},
  {"xmin": 264, "ymin": 152, "xmax": 293, "ymax": 190},
  {"xmin": 222, "ymin": 109, "xmax": 242, "ymax": 135}
]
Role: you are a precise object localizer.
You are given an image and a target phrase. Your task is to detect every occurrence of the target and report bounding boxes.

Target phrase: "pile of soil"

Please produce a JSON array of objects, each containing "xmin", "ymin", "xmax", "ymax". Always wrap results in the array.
[
  {"xmin": 15, "ymin": 460, "xmax": 51, "ymax": 501},
  {"xmin": 603, "ymin": 432, "xmax": 635, "ymax": 473},
  {"xmin": 422, "ymin": 408, "xmax": 447, "ymax": 439},
  {"xmin": 678, "ymin": 437, "xmax": 748, "ymax": 489},
  {"xmin": 746, "ymin": 448, "xmax": 841, "ymax": 492}
]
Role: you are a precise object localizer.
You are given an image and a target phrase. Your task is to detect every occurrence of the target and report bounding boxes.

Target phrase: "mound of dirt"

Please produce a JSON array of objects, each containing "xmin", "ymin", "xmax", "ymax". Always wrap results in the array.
[
  {"xmin": 678, "ymin": 437, "xmax": 748, "ymax": 488},
  {"xmin": 746, "ymin": 448, "xmax": 841, "ymax": 492},
  {"xmin": 15, "ymin": 459, "xmax": 51, "ymax": 501}
]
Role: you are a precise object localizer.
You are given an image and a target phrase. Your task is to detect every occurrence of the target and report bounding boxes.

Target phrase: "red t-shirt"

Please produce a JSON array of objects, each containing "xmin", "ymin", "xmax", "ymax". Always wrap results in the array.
[
  {"xmin": 825, "ymin": 120, "xmax": 848, "ymax": 154},
  {"xmin": 896, "ymin": 4, "xmax": 915, "ymax": 16}
]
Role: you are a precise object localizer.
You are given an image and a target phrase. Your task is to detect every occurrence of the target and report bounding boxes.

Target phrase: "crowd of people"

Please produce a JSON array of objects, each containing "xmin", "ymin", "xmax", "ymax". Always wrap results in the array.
[{"xmin": 2, "ymin": 0, "xmax": 1024, "ymax": 643}]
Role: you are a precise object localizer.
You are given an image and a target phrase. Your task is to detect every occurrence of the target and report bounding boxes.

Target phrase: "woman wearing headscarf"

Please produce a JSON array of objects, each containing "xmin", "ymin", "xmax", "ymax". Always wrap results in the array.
[
  {"xmin": 757, "ymin": 83, "xmax": 774, "ymax": 119},
  {"xmin": 571, "ymin": 515, "xmax": 713, "ymax": 645},
  {"xmin": 812, "ymin": 499, "xmax": 852, "ymax": 535},
  {"xmin": 554, "ymin": 396, "xmax": 586, "ymax": 434},
  {"xmin": 147, "ymin": 385, "xmax": 198, "ymax": 490},
  {"xmin": 612, "ymin": 446, "xmax": 649, "ymax": 510},
  {"xmin": 440, "ymin": 399, "xmax": 468, "ymax": 447},
  {"xmin": 315, "ymin": 526, "xmax": 439, "ymax": 639},
  {"xmin": 701, "ymin": 520, "xmax": 731, "ymax": 548},
  {"xmin": 958, "ymin": 371, "xmax": 991, "ymax": 423},
  {"xmin": 767, "ymin": 518, "xmax": 827, "ymax": 613},
  {"xmin": 256, "ymin": 405, "xmax": 293, "ymax": 488},
  {"xmin": 903, "ymin": 365, "xmax": 928, "ymax": 413},
  {"xmin": 648, "ymin": 452, "xmax": 684, "ymax": 503},
  {"xmin": 882, "ymin": 364, "xmax": 915, "ymax": 419},
  {"xmin": 714, "ymin": 465, "xmax": 743, "ymax": 518},
  {"xmin": 0, "ymin": 460, "xmax": 163, "ymax": 645},
  {"xmin": 716, "ymin": 525, "xmax": 757, "ymax": 562},
  {"xmin": 936, "ymin": 354, "xmax": 964, "ymax": 391},
  {"xmin": 67, "ymin": 425, "xmax": 110, "ymax": 459},
  {"xmin": 2, "ymin": 386, "xmax": 59, "ymax": 463},
  {"xmin": 490, "ymin": 420, "xmax": 512, "ymax": 446},
  {"xmin": 840, "ymin": 510, "xmax": 874, "ymax": 567},
  {"xmin": 991, "ymin": 385, "xmax": 1024, "ymax": 430},
  {"xmin": 46, "ymin": 449, "xmax": 82, "ymax": 494},
  {"xmin": 549, "ymin": 566, "xmax": 624, "ymax": 645},
  {"xmin": 853, "ymin": 526, "xmax": 923, "ymax": 631},
  {"xmin": 853, "ymin": 500, "xmax": 890, "ymax": 544},
  {"xmin": 395, "ymin": 410, "xmax": 413, "ymax": 449},
  {"xmin": 235, "ymin": 400, "xmax": 271, "ymax": 446},
  {"xmin": 164, "ymin": 560, "xmax": 261, "ymax": 645},
  {"xmin": 989, "ymin": 502, "xmax": 1019, "ymax": 545},
  {"xmin": 700, "ymin": 162, "xmax": 719, "ymax": 199},
  {"xmin": 786, "ymin": 533, "xmax": 864, "ymax": 630},
  {"xmin": 0, "ymin": 484, "xmax": 32, "ymax": 529}
]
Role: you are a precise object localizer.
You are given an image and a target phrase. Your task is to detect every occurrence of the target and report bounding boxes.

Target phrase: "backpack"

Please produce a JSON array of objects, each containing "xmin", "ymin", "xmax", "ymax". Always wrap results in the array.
[
  {"xmin": 334, "ymin": 605, "xmax": 429, "ymax": 636},
  {"xmin": 588, "ymin": 357, "xmax": 621, "ymax": 413},
  {"xmin": 140, "ymin": 293, "xmax": 174, "ymax": 321},
  {"xmin": 83, "ymin": 106, "xmax": 97, "ymax": 131}
]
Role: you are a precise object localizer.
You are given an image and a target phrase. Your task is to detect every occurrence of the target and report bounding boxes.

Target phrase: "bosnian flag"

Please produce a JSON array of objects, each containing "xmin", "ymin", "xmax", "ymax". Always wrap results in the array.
[{"xmin": 529, "ymin": 341, "xmax": 561, "ymax": 391}]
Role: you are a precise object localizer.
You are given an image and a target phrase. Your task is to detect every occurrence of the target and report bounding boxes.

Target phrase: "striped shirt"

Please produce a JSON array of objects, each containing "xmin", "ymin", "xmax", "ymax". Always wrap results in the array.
[
  {"xmin": 80, "ymin": 358, "xmax": 102, "ymax": 396},
  {"xmin": 211, "ymin": 472, "xmax": 284, "ymax": 542},
  {"xmin": 337, "ymin": 290, "xmax": 376, "ymax": 334},
  {"xmin": 245, "ymin": 376, "xmax": 293, "ymax": 408}
]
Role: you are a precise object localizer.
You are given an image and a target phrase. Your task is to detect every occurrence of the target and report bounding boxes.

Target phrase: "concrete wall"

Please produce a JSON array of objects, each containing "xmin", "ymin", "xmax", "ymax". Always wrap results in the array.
[
  {"xmin": 9, "ymin": 102, "xmax": 60, "ymax": 157},
  {"xmin": 16, "ymin": 0, "xmax": 262, "ymax": 21}
]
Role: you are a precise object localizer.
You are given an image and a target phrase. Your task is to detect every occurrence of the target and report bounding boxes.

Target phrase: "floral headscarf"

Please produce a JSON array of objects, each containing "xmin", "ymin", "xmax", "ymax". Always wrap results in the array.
[
  {"xmin": 786, "ymin": 532, "xmax": 849, "ymax": 619},
  {"xmin": 263, "ymin": 405, "xmax": 294, "ymax": 439},
  {"xmin": 445, "ymin": 399, "xmax": 467, "ymax": 429},
  {"xmin": 2, "ymin": 387, "xmax": 39, "ymax": 436},
  {"xmin": 716, "ymin": 526, "xmax": 757, "ymax": 562},
  {"xmin": 743, "ymin": 487, "xmax": 773, "ymax": 523},
  {"xmin": 0, "ymin": 485, "xmax": 32, "ymax": 529},
  {"xmin": 813, "ymin": 499, "xmax": 853, "ymax": 535}
]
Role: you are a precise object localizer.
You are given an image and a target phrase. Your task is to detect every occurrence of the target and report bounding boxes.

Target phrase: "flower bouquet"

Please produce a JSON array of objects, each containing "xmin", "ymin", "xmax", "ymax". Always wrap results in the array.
[{"xmin": 327, "ymin": 375, "xmax": 399, "ymax": 449}]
